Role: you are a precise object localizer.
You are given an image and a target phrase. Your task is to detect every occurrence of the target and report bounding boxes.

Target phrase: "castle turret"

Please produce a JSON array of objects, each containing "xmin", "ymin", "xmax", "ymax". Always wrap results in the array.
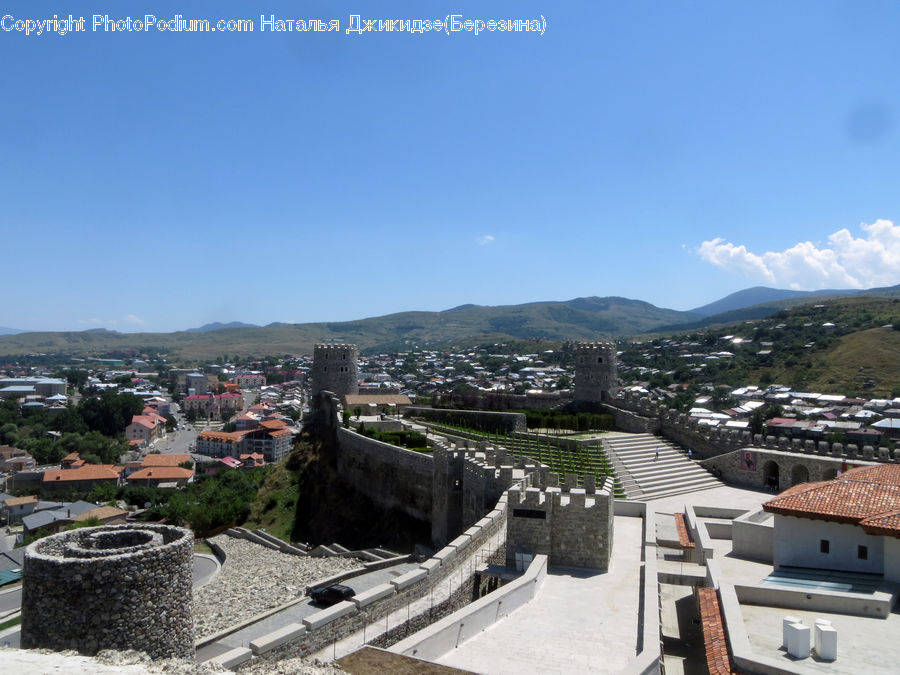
[
  {"xmin": 311, "ymin": 343, "xmax": 359, "ymax": 398},
  {"xmin": 574, "ymin": 342, "xmax": 617, "ymax": 403}
]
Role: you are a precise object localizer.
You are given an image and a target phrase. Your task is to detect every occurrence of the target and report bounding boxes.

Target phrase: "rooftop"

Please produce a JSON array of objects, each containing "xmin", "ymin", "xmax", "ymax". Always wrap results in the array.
[
  {"xmin": 42, "ymin": 465, "xmax": 121, "ymax": 482},
  {"xmin": 127, "ymin": 467, "xmax": 194, "ymax": 481},
  {"xmin": 141, "ymin": 453, "xmax": 191, "ymax": 467},
  {"xmin": 763, "ymin": 464, "xmax": 900, "ymax": 535}
]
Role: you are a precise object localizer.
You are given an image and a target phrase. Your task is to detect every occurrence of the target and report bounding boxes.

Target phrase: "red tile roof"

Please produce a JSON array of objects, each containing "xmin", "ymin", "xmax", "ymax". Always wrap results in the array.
[
  {"xmin": 130, "ymin": 414, "xmax": 163, "ymax": 430},
  {"xmin": 127, "ymin": 467, "xmax": 194, "ymax": 481},
  {"xmin": 43, "ymin": 465, "xmax": 121, "ymax": 483},
  {"xmin": 674, "ymin": 513, "xmax": 695, "ymax": 549},
  {"xmin": 141, "ymin": 453, "xmax": 191, "ymax": 467},
  {"xmin": 698, "ymin": 587, "xmax": 735, "ymax": 675},
  {"xmin": 763, "ymin": 464, "xmax": 900, "ymax": 537}
]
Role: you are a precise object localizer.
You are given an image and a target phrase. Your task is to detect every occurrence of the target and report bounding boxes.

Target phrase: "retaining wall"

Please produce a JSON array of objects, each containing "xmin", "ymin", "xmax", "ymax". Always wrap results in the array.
[
  {"xmin": 389, "ymin": 554, "xmax": 548, "ymax": 661},
  {"xmin": 241, "ymin": 493, "xmax": 510, "ymax": 662},
  {"xmin": 406, "ymin": 407, "xmax": 527, "ymax": 434}
]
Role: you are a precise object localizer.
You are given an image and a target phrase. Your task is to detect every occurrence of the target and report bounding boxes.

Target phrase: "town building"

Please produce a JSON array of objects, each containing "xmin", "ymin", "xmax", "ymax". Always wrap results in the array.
[
  {"xmin": 0, "ymin": 445, "xmax": 35, "ymax": 472},
  {"xmin": 764, "ymin": 464, "xmax": 900, "ymax": 581},
  {"xmin": 233, "ymin": 373, "xmax": 266, "ymax": 388},
  {"xmin": 125, "ymin": 412, "xmax": 166, "ymax": 445},
  {"xmin": 41, "ymin": 465, "xmax": 122, "ymax": 493}
]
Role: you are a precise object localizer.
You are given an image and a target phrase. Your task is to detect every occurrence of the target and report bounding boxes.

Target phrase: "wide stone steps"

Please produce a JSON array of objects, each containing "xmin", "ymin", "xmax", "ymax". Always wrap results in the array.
[{"xmin": 603, "ymin": 433, "xmax": 723, "ymax": 501}]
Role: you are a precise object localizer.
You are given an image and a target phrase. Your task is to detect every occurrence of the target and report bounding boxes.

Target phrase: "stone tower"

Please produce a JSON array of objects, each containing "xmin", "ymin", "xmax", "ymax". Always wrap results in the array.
[
  {"xmin": 574, "ymin": 342, "xmax": 617, "ymax": 403},
  {"xmin": 311, "ymin": 343, "xmax": 359, "ymax": 398}
]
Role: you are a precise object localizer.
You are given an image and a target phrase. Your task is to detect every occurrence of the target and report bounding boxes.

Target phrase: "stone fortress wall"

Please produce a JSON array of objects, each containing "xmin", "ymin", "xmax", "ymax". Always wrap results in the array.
[
  {"xmin": 608, "ymin": 389, "xmax": 897, "ymax": 464},
  {"xmin": 21, "ymin": 524, "xmax": 194, "ymax": 658},
  {"xmin": 311, "ymin": 343, "xmax": 359, "ymax": 398},
  {"xmin": 241, "ymin": 402, "xmax": 618, "ymax": 665},
  {"xmin": 336, "ymin": 427, "xmax": 434, "ymax": 523}
]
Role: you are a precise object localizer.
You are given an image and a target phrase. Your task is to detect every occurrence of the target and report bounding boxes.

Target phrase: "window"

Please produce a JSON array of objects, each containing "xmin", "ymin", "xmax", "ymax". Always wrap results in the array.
[
  {"xmin": 820, "ymin": 539, "xmax": 830, "ymax": 554},
  {"xmin": 597, "ymin": 357, "xmax": 603, "ymax": 363},
  {"xmin": 858, "ymin": 545, "xmax": 868, "ymax": 560}
]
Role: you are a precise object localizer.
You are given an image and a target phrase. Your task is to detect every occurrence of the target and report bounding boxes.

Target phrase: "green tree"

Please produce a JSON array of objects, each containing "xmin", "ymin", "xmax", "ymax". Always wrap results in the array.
[{"xmin": 78, "ymin": 390, "xmax": 143, "ymax": 437}]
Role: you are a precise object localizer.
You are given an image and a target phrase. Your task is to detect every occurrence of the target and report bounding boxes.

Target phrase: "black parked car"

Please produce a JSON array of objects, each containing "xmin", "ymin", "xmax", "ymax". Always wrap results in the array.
[{"xmin": 309, "ymin": 584, "xmax": 355, "ymax": 606}]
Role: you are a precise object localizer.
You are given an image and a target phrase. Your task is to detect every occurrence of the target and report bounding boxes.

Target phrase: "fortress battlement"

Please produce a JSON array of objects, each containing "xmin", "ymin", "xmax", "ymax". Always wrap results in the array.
[{"xmin": 506, "ymin": 475, "xmax": 614, "ymax": 570}]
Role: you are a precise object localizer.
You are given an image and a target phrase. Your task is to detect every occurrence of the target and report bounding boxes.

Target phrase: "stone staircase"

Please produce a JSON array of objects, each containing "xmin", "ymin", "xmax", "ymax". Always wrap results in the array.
[
  {"xmin": 224, "ymin": 528, "xmax": 402, "ymax": 563},
  {"xmin": 602, "ymin": 433, "xmax": 722, "ymax": 501}
]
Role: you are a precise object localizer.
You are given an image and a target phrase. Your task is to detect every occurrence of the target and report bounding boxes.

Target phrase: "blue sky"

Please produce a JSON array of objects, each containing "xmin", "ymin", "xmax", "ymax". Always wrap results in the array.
[{"xmin": 3, "ymin": 1, "xmax": 900, "ymax": 332}]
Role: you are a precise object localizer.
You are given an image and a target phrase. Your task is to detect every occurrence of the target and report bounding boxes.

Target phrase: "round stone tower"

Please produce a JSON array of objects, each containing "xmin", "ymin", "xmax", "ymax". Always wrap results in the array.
[
  {"xmin": 574, "ymin": 342, "xmax": 617, "ymax": 403},
  {"xmin": 311, "ymin": 342, "xmax": 359, "ymax": 398},
  {"xmin": 21, "ymin": 524, "xmax": 194, "ymax": 658}
]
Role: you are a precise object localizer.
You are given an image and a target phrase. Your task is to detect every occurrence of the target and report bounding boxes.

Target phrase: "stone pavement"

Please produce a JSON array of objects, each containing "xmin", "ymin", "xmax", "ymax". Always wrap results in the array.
[{"xmin": 433, "ymin": 516, "xmax": 643, "ymax": 674}]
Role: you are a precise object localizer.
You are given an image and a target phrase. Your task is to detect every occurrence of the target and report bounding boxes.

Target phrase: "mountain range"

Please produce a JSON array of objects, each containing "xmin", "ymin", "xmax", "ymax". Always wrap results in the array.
[{"xmin": 0, "ymin": 284, "xmax": 898, "ymax": 359}]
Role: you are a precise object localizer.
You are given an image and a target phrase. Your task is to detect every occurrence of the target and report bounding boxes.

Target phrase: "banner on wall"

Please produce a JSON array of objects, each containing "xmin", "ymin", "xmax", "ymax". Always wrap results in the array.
[{"xmin": 740, "ymin": 450, "xmax": 757, "ymax": 472}]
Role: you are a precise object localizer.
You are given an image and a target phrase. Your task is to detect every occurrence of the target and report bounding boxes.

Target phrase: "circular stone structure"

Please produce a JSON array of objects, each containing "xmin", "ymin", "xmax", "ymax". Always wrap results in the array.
[{"xmin": 21, "ymin": 524, "xmax": 194, "ymax": 658}]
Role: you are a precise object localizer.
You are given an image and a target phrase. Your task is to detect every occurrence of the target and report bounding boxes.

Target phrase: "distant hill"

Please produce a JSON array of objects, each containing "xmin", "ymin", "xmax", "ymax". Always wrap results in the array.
[
  {"xmin": 185, "ymin": 321, "xmax": 259, "ymax": 333},
  {"xmin": 658, "ymin": 284, "xmax": 900, "ymax": 333},
  {"xmin": 0, "ymin": 326, "xmax": 26, "ymax": 336},
  {"xmin": 0, "ymin": 296, "xmax": 701, "ymax": 359},
  {"xmin": 689, "ymin": 286, "xmax": 856, "ymax": 317},
  {"xmin": 2, "ymin": 287, "xmax": 895, "ymax": 361}
]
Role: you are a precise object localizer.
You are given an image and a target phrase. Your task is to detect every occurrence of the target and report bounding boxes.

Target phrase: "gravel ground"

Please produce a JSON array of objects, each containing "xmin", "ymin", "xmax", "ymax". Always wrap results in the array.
[
  {"xmin": 0, "ymin": 648, "xmax": 341, "ymax": 674},
  {"xmin": 238, "ymin": 656, "xmax": 344, "ymax": 674},
  {"xmin": 193, "ymin": 536, "xmax": 364, "ymax": 639}
]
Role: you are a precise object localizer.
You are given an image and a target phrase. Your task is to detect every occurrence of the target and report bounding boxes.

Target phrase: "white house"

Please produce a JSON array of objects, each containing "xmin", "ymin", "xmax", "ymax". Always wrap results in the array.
[{"xmin": 763, "ymin": 464, "xmax": 900, "ymax": 582}]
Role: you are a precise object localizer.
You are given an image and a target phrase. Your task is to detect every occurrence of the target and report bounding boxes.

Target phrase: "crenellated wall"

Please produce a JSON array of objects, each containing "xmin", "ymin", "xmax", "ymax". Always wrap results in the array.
[
  {"xmin": 607, "ymin": 390, "xmax": 896, "ymax": 464},
  {"xmin": 506, "ymin": 474, "xmax": 614, "ymax": 571}
]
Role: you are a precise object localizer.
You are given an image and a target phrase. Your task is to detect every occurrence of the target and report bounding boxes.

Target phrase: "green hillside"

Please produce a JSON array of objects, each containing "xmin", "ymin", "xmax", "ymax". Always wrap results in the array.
[
  {"xmin": 0, "ymin": 296, "xmax": 699, "ymax": 359},
  {"xmin": 652, "ymin": 285, "xmax": 900, "ymax": 334},
  {"xmin": 796, "ymin": 327, "xmax": 900, "ymax": 397}
]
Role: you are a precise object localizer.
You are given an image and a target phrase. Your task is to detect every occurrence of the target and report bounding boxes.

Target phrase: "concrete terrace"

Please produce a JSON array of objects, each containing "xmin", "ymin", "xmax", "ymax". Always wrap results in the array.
[
  {"xmin": 709, "ymin": 537, "xmax": 900, "ymax": 674},
  {"xmin": 433, "ymin": 515, "xmax": 643, "ymax": 674}
]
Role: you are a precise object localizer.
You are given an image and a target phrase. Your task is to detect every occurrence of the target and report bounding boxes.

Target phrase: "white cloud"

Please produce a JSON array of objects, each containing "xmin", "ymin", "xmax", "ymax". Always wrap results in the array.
[
  {"xmin": 697, "ymin": 219, "xmax": 900, "ymax": 289},
  {"xmin": 124, "ymin": 314, "xmax": 145, "ymax": 325},
  {"xmin": 478, "ymin": 235, "xmax": 495, "ymax": 246}
]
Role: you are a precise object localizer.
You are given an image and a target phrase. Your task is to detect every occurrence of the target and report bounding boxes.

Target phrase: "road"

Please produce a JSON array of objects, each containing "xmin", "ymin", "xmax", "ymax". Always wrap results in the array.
[{"xmin": 157, "ymin": 389, "xmax": 257, "ymax": 458}]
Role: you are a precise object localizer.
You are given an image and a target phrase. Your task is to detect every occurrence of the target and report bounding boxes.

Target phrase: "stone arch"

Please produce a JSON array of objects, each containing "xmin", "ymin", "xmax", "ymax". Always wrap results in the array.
[
  {"xmin": 822, "ymin": 467, "xmax": 838, "ymax": 481},
  {"xmin": 791, "ymin": 464, "xmax": 809, "ymax": 486},
  {"xmin": 763, "ymin": 460, "xmax": 779, "ymax": 490}
]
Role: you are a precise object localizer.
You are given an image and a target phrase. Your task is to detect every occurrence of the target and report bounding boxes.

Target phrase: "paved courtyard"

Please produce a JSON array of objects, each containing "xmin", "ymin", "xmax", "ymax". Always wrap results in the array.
[{"xmin": 434, "ymin": 515, "xmax": 643, "ymax": 674}]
